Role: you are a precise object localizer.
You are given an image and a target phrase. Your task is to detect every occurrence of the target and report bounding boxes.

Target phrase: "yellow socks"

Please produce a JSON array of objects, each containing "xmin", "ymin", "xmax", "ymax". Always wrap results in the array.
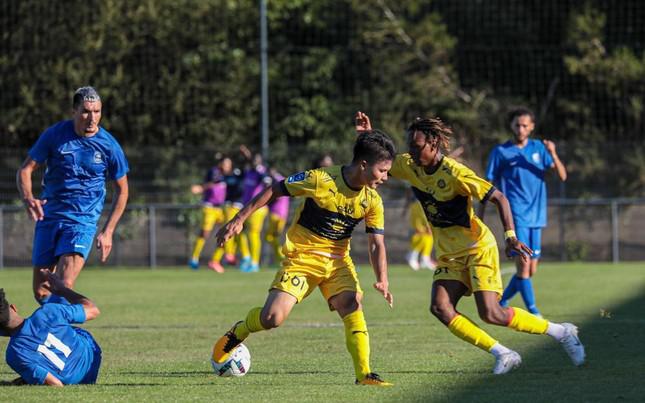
[
  {"xmin": 420, "ymin": 234, "xmax": 433, "ymax": 256},
  {"xmin": 343, "ymin": 310, "xmax": 371, "ymax": 380},
  {"xmin": 238, "ymin": 233, "xmax": 251, "ymax": 259},
  {"xmin": 248, "ymin": 231, "xmax": 262, "ymax": 264},
  {"xmin": 211, "ymin": 247, "xmax": 225, "ymax": 263},
  {"xmin": 191, "ymin": 237, "xmax": 206, "ymax": 260},
  {"xmin": 506, "ymin": 307, "xmax": 548, "ymax": 334},
  {"xmin": 410, "ymin": 233, "xmax": 423, "ymax": 252},
  {"xmin": 448, "ymin": 314, "xmax": 498, "ymax": 352},
  {"xmin": 233, "ymin": 307, "xmax": 266, "ymax": 340}
]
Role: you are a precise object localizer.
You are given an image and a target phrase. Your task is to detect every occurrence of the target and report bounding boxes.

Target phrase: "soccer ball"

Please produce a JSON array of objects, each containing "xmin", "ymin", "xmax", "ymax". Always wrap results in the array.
[{"xmin": 210, "ymin": 343, "xmax": 251, "ymax": 377}]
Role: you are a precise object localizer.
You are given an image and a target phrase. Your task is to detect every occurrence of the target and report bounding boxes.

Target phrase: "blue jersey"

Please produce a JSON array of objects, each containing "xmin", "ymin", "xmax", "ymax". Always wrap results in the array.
[
  {"xmin": 5, "ymin": 303, "xmax": 97, "ymax": 385},
  {"xmin": 485, "ymin": 139, "xmax": 554, "ymax": 227},
  {"xmin": 28, "ymin": 120, "xmax": 129, "ymax": 227}
]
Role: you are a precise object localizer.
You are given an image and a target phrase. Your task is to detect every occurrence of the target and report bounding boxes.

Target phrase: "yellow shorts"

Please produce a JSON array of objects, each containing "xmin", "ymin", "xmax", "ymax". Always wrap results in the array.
[
  {"xmin": 224, "ymin": 203, "xmax": 241, "ymax": 221},
  {"xmin": 269, "ymin": 252, "xmax": 363, "ymax": 308},
  {"xmin": 433, "ymin": 245, "xmax": 502, "ymax": 296},
  {"xmin": 201, "ymin": 206, "xmax": 225, "ymax": 231},
  {"xmin": 245, "ymin": 206, "xmax": 268, "ymax": 233},
  {"xmin": 266, "ymin": 213, "xmax": 287, "ymax": 240}
]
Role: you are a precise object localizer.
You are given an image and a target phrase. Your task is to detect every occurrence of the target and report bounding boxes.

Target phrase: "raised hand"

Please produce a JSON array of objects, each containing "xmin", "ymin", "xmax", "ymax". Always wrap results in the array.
[
  {"xmin": 355, "ymin": 111, "xmax": 372, "ymax": 133},
  {"xmin": 543, "ymin": 139, "xmax": 557, "ymax": 155}
]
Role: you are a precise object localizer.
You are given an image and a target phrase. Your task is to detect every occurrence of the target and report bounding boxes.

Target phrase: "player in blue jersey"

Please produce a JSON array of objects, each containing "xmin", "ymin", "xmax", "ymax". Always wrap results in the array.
[
  {"xmin": 1, "ymin": 270, "xmax": 101, "ymax": 386},
  {"xmin": 16, "ymin": 87, "xmax": 129, "ymax": 304},
  {"xmin": 481, "ymin": 107, "xmax": 567, "ymax": 316}
]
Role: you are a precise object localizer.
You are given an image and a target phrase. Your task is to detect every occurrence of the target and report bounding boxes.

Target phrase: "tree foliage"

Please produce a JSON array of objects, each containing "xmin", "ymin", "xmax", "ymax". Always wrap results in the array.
[{"xmin": 1, "ymin": 0, "xmax": 643, "ymax": 200}]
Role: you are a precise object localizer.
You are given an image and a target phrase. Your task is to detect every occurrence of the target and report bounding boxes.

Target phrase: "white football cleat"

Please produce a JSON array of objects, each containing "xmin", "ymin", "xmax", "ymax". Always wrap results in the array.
[
  {"xmin": 406, "ymin": 252, "xmax": 420, "ymax": 271},
  {"xmin": 559, "ymin": 323, "xmax": 585, "ymax": 366},
  {"xmin": 421, "ymin": 256, "xmax": 436, "ymax": 270},
  {"xmin": 492, "ymin": 351, "xmax": 522, "ymax": 375}
]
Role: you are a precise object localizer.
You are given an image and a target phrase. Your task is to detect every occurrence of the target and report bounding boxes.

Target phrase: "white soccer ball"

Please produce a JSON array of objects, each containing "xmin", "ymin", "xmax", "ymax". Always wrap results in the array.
[{"xmin": 210, "ymin": 343, "xmax": 251, "ymax": 377}]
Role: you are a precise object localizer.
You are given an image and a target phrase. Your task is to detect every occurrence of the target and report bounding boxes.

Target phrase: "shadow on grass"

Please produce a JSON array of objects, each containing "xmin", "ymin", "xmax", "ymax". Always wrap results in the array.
[{"xmin": 402, "ymin": 287, "xmax": 645, "ymax": 403}]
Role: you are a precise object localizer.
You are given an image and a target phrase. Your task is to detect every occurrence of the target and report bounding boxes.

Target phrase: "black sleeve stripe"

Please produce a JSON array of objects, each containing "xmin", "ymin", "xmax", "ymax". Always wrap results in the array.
[
  {"xmin": 481, "ymin": 186, "xmax": 496, "ymax": 203},
  {"xmin": 279, "ymin": 180, "xmax": 291, "ymax": 196},
  {"xmin": 366, "ymin": 227, "xmax": 384, "ymax": 234}
]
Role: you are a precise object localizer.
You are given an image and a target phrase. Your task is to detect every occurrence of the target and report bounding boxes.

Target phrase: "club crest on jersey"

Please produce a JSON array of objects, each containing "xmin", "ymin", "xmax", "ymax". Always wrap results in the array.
[
  {"xmin": 287, "ymin": 172, "xmax": 306, "ymax": 183},
  {"xmin": 437, "ymin": 179, "xmax": 446, "ymax": 189},
  {"xmin": 532, "ymin": 152, "xmax": 540, "ymax": 163},
  {"xmin": 93, "ymin": 151, "xmax": 103, "ymax": 164}
]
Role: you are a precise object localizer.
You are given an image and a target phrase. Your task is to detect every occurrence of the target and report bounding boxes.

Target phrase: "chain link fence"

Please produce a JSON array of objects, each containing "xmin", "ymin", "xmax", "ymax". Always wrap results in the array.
[{"xmin": 2, "ymin": 196, "xmax": 644, "ymax": 268}]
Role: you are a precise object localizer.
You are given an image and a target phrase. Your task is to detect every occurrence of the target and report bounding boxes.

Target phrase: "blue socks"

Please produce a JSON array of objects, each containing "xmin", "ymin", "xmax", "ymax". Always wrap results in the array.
[
  {"xmin": 500, "ymin": 276, "xmax": 519, "ymax": 307},
  {"xmin": 500, "ymin": 276, "xmax": 540, "ymax": 315}
]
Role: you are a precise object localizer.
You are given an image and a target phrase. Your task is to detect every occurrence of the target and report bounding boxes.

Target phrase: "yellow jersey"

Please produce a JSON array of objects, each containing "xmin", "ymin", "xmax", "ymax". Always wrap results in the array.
[
  {"xmin": 390, "ymin": 154, "xmax": 497, "ymax": 258},
  {"xmin": 280, "ymin": 165, "xmax": 385, "ymax": 257}
]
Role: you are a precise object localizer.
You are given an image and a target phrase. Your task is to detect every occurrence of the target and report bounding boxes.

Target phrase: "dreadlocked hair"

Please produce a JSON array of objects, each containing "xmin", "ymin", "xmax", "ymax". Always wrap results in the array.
[
  {"xmin": 0, "ymin": 289, "xmax": 9, "ymax": 329},
  {"xmin": 406, "ymin": 117, "xmax": 452, "ymax": 153}
]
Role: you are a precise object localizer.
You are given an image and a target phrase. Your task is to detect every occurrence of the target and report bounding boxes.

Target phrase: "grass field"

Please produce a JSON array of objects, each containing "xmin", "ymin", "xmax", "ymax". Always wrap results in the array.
[{"xmin": 1, "ymin": 262, "xmax": 643, "ymax": 402}]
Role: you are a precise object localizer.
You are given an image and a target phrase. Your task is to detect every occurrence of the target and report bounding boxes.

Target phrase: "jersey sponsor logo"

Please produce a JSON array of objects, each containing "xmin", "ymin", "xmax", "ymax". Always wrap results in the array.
[
  {"xmin": 287, "ymin": 172, "xmax": 306, "ymax": 183},
  {"xmin": 297, "ymin": 198, "xmax": 362, "ymax": 240},
  {"xmin": 74, "ymin": 244, "xmax": 86, "ymax": 248},
  {"xmin": 93, "ymin": 151, "xmax": 103, "ymax": 164}
]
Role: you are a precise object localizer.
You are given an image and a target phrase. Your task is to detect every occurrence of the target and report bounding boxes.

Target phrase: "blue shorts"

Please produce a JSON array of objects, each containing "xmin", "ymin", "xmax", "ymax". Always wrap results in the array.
[
  {"xmin": 74, "ymin": 327, "xmax": 102, "ymax": 384},
  {"xmin": 514, "ymin": 226, "xmax": 542, "ymax": 259},
  {"xmin": 32, "ymin": 221, "xmax": 96, "ymax": 266}
]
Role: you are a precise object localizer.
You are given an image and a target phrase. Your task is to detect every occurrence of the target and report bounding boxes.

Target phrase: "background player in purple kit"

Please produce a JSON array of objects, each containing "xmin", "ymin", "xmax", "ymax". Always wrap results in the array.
[
  {"xmin": 238, "ymin": 145, "xmax": 271, "ymax": 272},
  {"xmin": 189, "ymin": 157, "xmax": 229, "ymax": 272},
  {"xmin": 265, "ymin": 168, "xmax": 290, "ymax": 264}
]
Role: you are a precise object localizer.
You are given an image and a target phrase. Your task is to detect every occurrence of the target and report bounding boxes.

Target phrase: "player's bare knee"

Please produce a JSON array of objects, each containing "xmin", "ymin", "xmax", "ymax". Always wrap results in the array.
[
  {"xmin": 260, "ymin": 311, "xmax": 284, "ymax": 329},
  {"xmin": 341, "ymin": 294, "xmax": 361, "ymax": 313},
  {"xmin": 478, "ymin": 306, "xmax": 507, "ymax": 325},
  {"xmin": 430, "ymin": 302, "xmax": 453, "ymax": 322}
]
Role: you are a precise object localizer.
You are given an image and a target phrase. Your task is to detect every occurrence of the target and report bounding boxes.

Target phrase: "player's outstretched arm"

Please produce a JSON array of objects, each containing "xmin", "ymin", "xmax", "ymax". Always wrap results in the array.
[
  {"xmin": 543, "ymin": 139, "xmax": 567, "ymax": 181},
  {"xmin": 96, "ymin": 175, "xmax": 129, "ymax": 263},
  {"xmin": 486, "ymin": 189, "xmax": 533, "ymax": 261},
  {"xmin": 367, "ymin": 233, "xmax": 393, "ymax": 308},
  {"xmin": 41, "ymin": 270, "xmax": 100, "ymax": 321},
  {"xmin": 16, "ymin": 157, "xmax": 46, "ymax": 221},
  {"xmin": 215, "ymin": 181, "xmax": 287, "ymax": 247}
]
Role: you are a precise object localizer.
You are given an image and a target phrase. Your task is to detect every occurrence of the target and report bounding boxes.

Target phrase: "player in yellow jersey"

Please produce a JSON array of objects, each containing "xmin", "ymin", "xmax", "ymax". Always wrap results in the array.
[
  {"xmin": 211, "ymin": 131, "xmax": 396, "ymax": 386},
  {"xmin": 356, "ymin": 112, "xmax": 585, "ymax": 374}
]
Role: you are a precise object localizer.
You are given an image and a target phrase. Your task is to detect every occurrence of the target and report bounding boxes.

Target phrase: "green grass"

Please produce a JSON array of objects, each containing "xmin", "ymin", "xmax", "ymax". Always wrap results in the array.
[{"xmin": 1, "ymin": 263, "xmax": 644, "ymax": 402}]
